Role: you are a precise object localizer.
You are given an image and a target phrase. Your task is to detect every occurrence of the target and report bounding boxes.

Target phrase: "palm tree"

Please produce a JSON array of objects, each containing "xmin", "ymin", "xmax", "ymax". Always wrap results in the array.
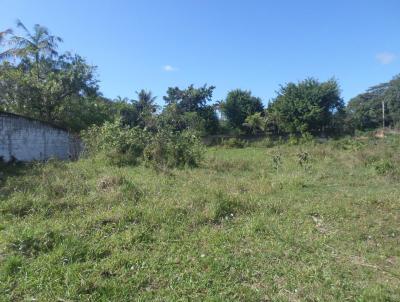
[
  {"xmin": 0, "ymin": 20, "xmax": 62, "ymax": 63},
  {"xmin": 114, "ymin": 96, "xmax": 130, "ymax": 103},
  {"xmin": 243, "ymin": 112, "xmax": 266, "ymax": 134},
  {"xmin": 135, "ymin": 89, "xmax": 158, "ymax": 114}
]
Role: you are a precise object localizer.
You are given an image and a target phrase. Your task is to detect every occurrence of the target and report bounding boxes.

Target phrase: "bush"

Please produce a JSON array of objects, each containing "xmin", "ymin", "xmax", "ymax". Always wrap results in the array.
[
  {"xmin": 82, "ymin": 119, "xmax": 148, "ymax": 166},
  {"xmin": 143, "ymin": 129, "xmax": 204, "ymax": 170},
  {"xmin": 82, "ymin": 120, "xmax": 204, "ymax": 169},
  {"xmin": 299, "ymin": 132, "xmax": 315, "ymax": 145},
  {"xmin": 297, "ymin": 151, "xmax": 312, "ymax": 170},
  {"xmin": 287, "ymin": 134, "xmax": 299, "ymax": 145},
  {"xmin": 286, "ymin": 133, "xmax": 315, "ymax": 146}
]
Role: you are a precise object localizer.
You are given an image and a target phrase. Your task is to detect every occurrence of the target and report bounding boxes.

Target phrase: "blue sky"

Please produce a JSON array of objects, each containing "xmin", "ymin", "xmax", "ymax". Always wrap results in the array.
[{"xmin": 1, "ymin": 0, "xmax": 399, "ymax": 106}]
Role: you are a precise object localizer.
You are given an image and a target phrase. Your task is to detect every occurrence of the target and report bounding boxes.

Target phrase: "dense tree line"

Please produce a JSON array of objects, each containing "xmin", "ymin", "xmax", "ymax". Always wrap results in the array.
[{"xmin": 1, "ymin": 21, "xmax": 399, "ymax": 138}]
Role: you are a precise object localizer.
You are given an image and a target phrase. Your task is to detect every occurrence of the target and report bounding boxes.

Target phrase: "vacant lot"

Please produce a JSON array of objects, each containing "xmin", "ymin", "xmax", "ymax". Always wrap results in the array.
[{"xmin": 1, "ymin": 136, "xmax": 399, "ymax": 301}]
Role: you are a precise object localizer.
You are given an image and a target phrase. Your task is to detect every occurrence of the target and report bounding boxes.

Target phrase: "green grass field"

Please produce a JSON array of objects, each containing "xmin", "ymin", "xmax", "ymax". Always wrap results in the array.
[{"xmin": 1, "ymin": 136, "xmax": 400, "ymax": 301}]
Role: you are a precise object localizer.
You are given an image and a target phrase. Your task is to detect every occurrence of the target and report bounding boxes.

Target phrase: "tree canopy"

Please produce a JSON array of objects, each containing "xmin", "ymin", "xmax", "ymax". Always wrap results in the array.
[
  {"xmin": 221, "ymin": 89, "xmax": 264, "ymax": 131},
  {"xmin": 1, "ymin": 20, "xmax": 398, "ymax": 137},
  {"xmin": 266, "ymin": 78, "xmax": 344, "ymax": 135},
  {"xmin": 163, "ymin": 84, "xmax": 215, "ymax": 113},
  {"xmin": 162, "ymin": 84, "xmax": 219, "ymax": 134},
  {"xmin": 0, "ymin": 21, "xmax": 108, "ymax": 131},
  {"xmin": 0, "ymin": 20, "xmax": 62, "ymax": 62},
  {"xmin": 347, "ymin": 75, "xmax": 400, "ymax": 130}
]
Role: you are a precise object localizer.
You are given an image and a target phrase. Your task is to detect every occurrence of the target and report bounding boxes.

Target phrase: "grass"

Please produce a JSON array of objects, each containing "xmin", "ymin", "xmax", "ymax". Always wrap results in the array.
[{"xmin": 1, "ymin": 135, "xmax": 400, "ymax": 301}]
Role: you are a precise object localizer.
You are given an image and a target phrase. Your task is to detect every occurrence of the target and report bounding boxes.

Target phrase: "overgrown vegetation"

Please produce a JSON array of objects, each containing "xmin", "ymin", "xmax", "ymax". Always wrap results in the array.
[
  {"xmin": 1, "ymin": 20, "xmax": 400, "ymax": 301},
  {"xmin": 1, "ymin": 135, "xmax": 399, "ymax": 300},
  {"xmin": 82, "ymin": 119, "xmax": 204, "ymax": 169}
]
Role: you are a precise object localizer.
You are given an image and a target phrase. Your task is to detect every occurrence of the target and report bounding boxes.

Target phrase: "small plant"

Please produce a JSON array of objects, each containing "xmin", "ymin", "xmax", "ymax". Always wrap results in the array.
[
  {"xmin": 2, "ymin": 255, "xmax": 23, "ymax": 276},
  {"xmin": 297, "ymin": 151, "xmax": 312, "ymax": 170},
  {"xmin": 272, "ymin": 152, "xmax": 282, "ymax": 171},
  {"xmin": 210, "ymin": 192, "xmax": 242, "ymax": 222},
  {"xmin": 374, "ymin": 159, "xmax": 395, "ymax": 175},
  {"xmin": 287, "ymin": 134, "xmax": 299, "ymax": 145}
]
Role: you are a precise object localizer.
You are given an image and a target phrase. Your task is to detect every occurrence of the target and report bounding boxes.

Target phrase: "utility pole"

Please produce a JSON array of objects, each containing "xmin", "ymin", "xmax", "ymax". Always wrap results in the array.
[{"xmin": 382, "ymin": 100, "xmax": 385, "ymax": 129}]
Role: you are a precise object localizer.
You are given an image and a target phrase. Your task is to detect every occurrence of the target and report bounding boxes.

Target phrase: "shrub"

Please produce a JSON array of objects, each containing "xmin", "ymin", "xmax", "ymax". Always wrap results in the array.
[
  {"xmin": 82, "ymin": 119, "xmax": 148, "ymax": 166},
  {"xmin": 286, "ymin": 133, "xmax": 315, "ymax": 146},
  {"xmin": 143, "ymin": 129, "xmax": 204, "ymax": 170},
  {"xmin": 82, "ymin": 119, "xmax": 205, "ymax": 170},
  {"xmin": 297, "ymin": 151, "xmax": 312, "ymax": 170},
  {"xmin": 299, "ymin": 132, "xmax": 315, "ymax": 145},
  {"xmin": 287, "ymin": 134, "xmax": 299, "ymax": 145},
  {"xmin": 272, "ymin": 152, "xmax": 282, "ymax": 171}
]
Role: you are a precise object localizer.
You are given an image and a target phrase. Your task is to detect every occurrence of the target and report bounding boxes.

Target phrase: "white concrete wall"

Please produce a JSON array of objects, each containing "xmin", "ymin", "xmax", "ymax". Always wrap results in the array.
[{"xmin": 0, "ymin": 113, "xmax": 80, "ymax": 162}]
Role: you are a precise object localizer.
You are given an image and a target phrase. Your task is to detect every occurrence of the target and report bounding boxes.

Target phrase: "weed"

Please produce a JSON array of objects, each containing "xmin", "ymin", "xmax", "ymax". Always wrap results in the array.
[
  {"xmin": 374, "ymin": 159, "xmax": 396, "ymax": 175},
  {"xmin": 272, "ymin": 152, "xmax": 282, "ymax": 171},
  {"xmin": 209, "ymin": 192, "xmax": 244, "ymax": 222},
  {"xmin": 297, "ymin": 151, "xmax": 312, "ymax": 170},
  {"xmin": 1, "ymin": 255, "xmax": 23, "ymax": 276}
]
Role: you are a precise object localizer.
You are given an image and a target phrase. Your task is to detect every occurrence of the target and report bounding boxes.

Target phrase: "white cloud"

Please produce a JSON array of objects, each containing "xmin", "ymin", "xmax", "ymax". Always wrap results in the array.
[
  {"xmin": 163, "ymin": 65, "xmax": 178, "ymax": 72},
  {"xmin": 376, "ymin": 52, "xmax": 396, "ymax": 65}
]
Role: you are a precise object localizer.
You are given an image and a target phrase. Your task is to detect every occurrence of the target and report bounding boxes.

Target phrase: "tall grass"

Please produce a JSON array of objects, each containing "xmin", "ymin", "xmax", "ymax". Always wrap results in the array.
[{"xmin": 1, "ymin": 135, "xmax": 399, "ymax": 301}]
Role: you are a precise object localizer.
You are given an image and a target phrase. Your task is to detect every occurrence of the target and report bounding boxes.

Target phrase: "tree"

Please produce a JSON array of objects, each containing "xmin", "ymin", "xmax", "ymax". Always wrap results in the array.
[
  {"xmin": 110, "ymin": 91, "xmax": 158, "ymax": 129},
  {"xmin": 0, "ymin": 53, "xmax": 99, "ymax": 131},
  {"xmin": 133, "ymin": 89, "xmax": 158, "ymax": 129},
  {"xmin": 162, "ymin": 84, "xmax": 218, "ymax": 134},
  {"xmin": 243, "ymin": 112, "xmax": 266, "ymax": 134},
  {"xmin": 267, "ymin": 78, "xmax": 344, "ymax": 135},
  {"xmin": 221, "ymin": 89, "xmax": 264, "ymax": 131},
  {"xmin": 0, "ymin": 21, "xmax": 106, "ymax": 131},
  {"xmin": 135, "ymin": 89, "xmax": 158, "ymax": 114},
  {"xmin": 385, "ymin": 76, "xmax": 400, "ymax": 128},
  {"xmin": 347, "ymin": 75, "xmax": 400, "ymax": 130},
  {"xmin": 112, "ymin": 98, "xmax": 140, "ymax": 128},
  {"xmin": 163, "ymin": 84, "xmax": 215, "ymax": 112},
  {"xmin": 197, "ymin": 105, "xmax": 219, "ymax": 134},
  {"xmin": 0, "ymin": 20, "xmax": 62, "ymax": 64}
]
